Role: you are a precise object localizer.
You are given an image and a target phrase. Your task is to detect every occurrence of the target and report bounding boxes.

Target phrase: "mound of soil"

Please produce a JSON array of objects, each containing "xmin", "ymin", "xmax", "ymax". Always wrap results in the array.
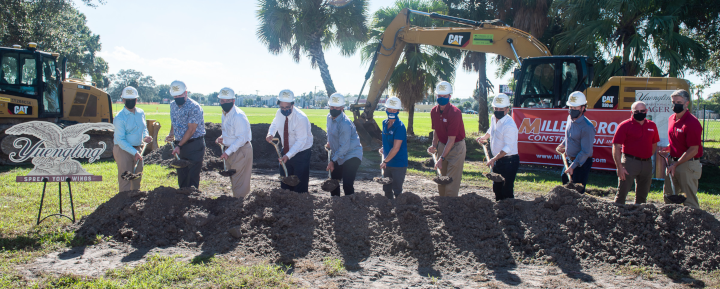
[
  {"xmin": 74, "ymin": 185, "xmax": 720, "ymax": 274},
  {"xmin": 144, "ymin": 122, "xmax": 328, "ymax": 171}
]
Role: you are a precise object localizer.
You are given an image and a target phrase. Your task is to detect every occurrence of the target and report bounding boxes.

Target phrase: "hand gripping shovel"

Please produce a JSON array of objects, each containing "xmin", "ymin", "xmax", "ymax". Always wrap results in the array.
[
  {"xmin": 121, "ymin": 143, "xmax": 147, "ymax": 181},
  {"xmin": 321, "ymin": 147, "xmax": 340, "ymax": 191},
  {"xmin": 169, "ymin": 142, "xmax": 191, "ymax": 169},
  {"xmin": 373, "ymin": 153, "xmax": 393, "ymax": 185},
  {"xmin": 430, "ymin": 152, "xmax": 453, "ymax": 185},
  {"xmin": 271, "ymin": 138, "xmax": 300, "ymax": 186},
  {"xmin": 480, "ymin": 142, "xmax": 505, "ymax": 183},
  {"xmin": 661, "ymin": 156, "xmax": 687, "ymax": 204},
  {"xmin": 560, "ymin": 152, "xmax": 584, "ymax": 193},
  {"xmin": 218, "ymin": 144, "xmax": 236, "ymax": 177}
]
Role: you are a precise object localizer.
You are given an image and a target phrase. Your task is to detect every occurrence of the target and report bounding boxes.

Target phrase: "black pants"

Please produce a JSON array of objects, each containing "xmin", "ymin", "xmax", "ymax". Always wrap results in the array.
[
  {"xmin": 279, "ymin": 148, "xmax": 311, "ymax": 193},
  {"xmin": 492, "ymin": 155, "xmax": 520, "ymax": 201},
  {"xmin": 383, "ymin": 166, "xmax": 407, "ymax": 199},
  {"xmin": 330, "ymin": 157, "xmax": 361, "ymax": 196},
  {"xmin": 561, "ymin": 157, "xmax": 594, "ymax": 193},
  {"xmin": 177, "ymin": 137, "xmax": 205, "ymax": 189}
]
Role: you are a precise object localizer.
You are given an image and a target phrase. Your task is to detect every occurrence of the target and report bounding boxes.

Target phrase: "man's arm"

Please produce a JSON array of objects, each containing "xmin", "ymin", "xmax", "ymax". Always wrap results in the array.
[
  {"xmin": 225, "ymin": 115, "xmax": 250, "ymax": 155},
  {"xmin": 178, "ymin": 123, "xmax": 197, "ymax": 146},
  {"xmin": 612, "ymin": 144, "xmax": 623, "ymax": 170},
  {"xmin": 285, "ymin": 118, "xmax": 309, "ymax": 159},
  {"xmin": 675, "ymin": 146, "xmax": 699, "ymax": 166},
  {"xmin": 266, "ymin": 113, "xmax": 279, "ymax": 139},
  {"xmin": 331, "ymin": 122, "xmax": 352, "ymax": 162},
  {"xmin": 113, "ymin": 117, "xmax": 136, "ymax": 155},
  {"xmin": 440, "ymin": 136, "xmax": 456, "ymax": 159}
]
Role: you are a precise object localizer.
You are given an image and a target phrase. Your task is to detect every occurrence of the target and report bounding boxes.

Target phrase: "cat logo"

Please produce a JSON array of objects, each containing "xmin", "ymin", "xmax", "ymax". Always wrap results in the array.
[
  {"xmin": 601, "ymin": 96, "xmax": 615, "ymax": 108},
  {"xmin": 171, "ymin": 86, "xmax": 180, "ymax": 92},
  {"xmin": 443, "ymin": 32, "xmax": 471, "ymax": 48},
  {"xmin": 9, "ymin": 104, "xmax": 31, "ymax": 115}
]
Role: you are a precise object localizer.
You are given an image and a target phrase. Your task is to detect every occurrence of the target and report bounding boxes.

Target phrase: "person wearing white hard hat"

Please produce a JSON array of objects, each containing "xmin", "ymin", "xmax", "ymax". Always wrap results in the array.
[
  {"xmin": 266, "ymin": 89, "xmax": 314, "ymax": 193},
  {"xmin": 556, "ymin": 91, "xmax": 596, "ymax": 193},
  {"xmin": 427, "ymin": 81, "xmax": 467, "ymax": 197},
  {"xmin": 476, "ymin": 93, "xmax": 519, "ymax": 201},
  {"xmin": 113, "ymin": 86, "xmax": 152, "ymax": 192},
  {"xmin": 165, "ymin": 80, "xmax": 206, "ymax": 189},
  {"xmin": 326, "ymin": 92, "xmax": 363, "ymax": 196},
  {"xmin": 378, "ymin": 96, "xmax": 408, "ymax": 199},
  {"xmin": 215, "ymin": 87, "xmax": 253, "ymax": 198}
]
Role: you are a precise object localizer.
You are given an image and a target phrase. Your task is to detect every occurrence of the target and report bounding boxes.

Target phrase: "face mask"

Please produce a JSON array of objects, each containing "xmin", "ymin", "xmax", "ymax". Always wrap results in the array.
[
  {"xmin": 221, "ymin": 103, "xmax": 234, "ymax": 113},
  {"xmin": 175, "ymin": 97, "xmax": 186, "ymax": 106},
  {"xmin": 437, "ymin": 97, "xmax": 449, "ymax": 106},
  {"xmin": 281, "ymin": 108, "xmax": 292, "ymax": 117},
  {"xmin": 494, "ymin": 110, "xmax": 505, "ymax": 120},
  {"xmin": 569, "ymin": 109, "xmax": 582, "ymax": 119},
  {"xmin": 125, "ymin": 99, "xmax": 136, "ymax": 109},
  {"xmin": 330, "ymin": 109, "xmax": 342, "ymax": 118},
  {"xmin": 673, "ymin": 103, "xmax": 684, "ymax": 113},
  {"xmin": 386, "ymin": 111, "xmax": 399, "ymax": 119},
  {"xmin": 633, "ymin": 112, "xmax": 646, "ymax": 121}
]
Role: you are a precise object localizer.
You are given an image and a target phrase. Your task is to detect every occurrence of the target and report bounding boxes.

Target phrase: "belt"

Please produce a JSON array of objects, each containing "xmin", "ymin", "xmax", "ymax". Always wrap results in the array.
[
  {"xmin": 174, "ymin": 136, "xmax": 202, "ymax": 145},
  {"xmin": 623, "ymin": 153, "xmax": 651, "ymax": 161},
  {"xmin": 672, "ymin": 157, "xmax": 700, "ymax": 162}
]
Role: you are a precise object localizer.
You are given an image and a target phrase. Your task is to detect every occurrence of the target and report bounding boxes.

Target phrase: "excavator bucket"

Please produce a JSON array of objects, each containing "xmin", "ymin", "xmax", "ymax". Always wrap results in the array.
[
  {"xmin": 354, "ymin": 118, "xmax": 383, "ymax": 151},
  {"xmin": 145, "ymin": 120, "xmax": 161, "ymax": 155}
]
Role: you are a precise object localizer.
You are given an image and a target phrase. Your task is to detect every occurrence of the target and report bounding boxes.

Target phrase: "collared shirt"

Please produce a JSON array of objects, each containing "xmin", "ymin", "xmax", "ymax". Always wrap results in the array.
[
  {"xmin": 170, "ymin": 98, "xmax": 206, "ymax": 139},
  {"xmin": 267, "ymin": 107, "xmax": 313, "ymax": 159},
  {"xmin": 221, "ymin": 106, "xmax": 252, "ymax": 155},
  {"xmin": 430, "ymin": 103, "xmax": 465, "ymax": 144},
  {"xmin": 113, "ymin": 107, "xmax": 149, "ymax": 155},
  {"xmin": 327, "ymin": 112, "xmax": 363, "ymax": 165},
  {"xmin": 668, "ymin": 111, "xmax": 703, "ymax": 158},
  {"xmin": 612, "ymin": 118, "xmax": 659, "ymax": 159},
  {"xmin": 561, "ymin": 115, "xmax": 595, "ymax": 169},
  {"xmin": 485, "ymin": 114, "xmax": 518, "ymax": 157},
  {"xmin": 382, "ymin": 118, "xmax": 408, "ymax": 167}
]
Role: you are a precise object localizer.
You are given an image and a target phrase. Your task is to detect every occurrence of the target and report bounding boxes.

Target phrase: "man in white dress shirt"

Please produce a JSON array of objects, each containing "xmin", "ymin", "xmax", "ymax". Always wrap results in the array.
[
  {"xmin": 215, "ymin": 87, "xmax": 253, "ymax": 198},
  {"xmin": 265, "ymin": 89, "xmax": 314, "ymax": 193},
  {"xmin": 476, "ymin": 93, "xmax": 520, "ymax": 201}
]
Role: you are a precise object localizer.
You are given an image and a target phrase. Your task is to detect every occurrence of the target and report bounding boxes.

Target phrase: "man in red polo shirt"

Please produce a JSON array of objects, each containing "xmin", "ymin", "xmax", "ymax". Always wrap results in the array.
[
  {"xmin": 659, "ymin": 89, "xmax": 703, "ymax": 209},
  {"xmin": 612, "ymin": 101, "xmax": 659, "ymax": 204},
  {"xmin": 427, "ymin": 81, "xmax": 466, "ymax": 197}
]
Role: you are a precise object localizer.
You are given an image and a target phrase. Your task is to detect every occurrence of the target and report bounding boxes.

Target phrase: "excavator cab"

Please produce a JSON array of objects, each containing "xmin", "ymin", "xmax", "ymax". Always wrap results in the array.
[
  {"xmin": 0, "ymin": 44, "xmax": 63, "ymax": 118},
  {"xmin": 513, "ymin": 56, "xmax": 591, "ymax": 109}
]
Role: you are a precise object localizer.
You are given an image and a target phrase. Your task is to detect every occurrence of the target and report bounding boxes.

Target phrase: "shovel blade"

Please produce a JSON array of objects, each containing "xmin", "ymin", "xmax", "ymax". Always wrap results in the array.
[
  {"xmin": 121, "ymin": 171, "xmax": 142, "ymax": 181},
  {"xmin": 373, "ymin": 177, "xmax": 393, "ymax": 185},
  {"xmin": 219, "ymin": 169, "xmax": 236, "ymax": 177},
  {"xmin": 484, "ymin": 172, "xmax": 505, "ymax": 183},
  {"xmin": 666, "ymin": 195, "xmax": 687, "ymax": 204},
  {"xmin": 170, "ymin": 159, "xmax": 191, "ymax": 168},
  {"xmin": 433, "ymin": 176, "xmax": 453, "ymax": 185},
  {"xmin": 279, "ymin": 175, "xmax": 300, "ymax": 187},
  {"xmin": 321, "ymin": 179, "xmax": 339, "ymax": 192}
]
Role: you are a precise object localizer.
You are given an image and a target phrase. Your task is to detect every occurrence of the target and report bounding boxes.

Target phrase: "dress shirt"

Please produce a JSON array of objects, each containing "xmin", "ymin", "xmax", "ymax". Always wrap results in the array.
[
  {"xmin": 267, "ymin": 107, "xmax": 313, "ymax": 159},
  {"xmin": 221, "ymin": 106, "xmax": 252, "ymax": 155},
  {"xmin": 113, "ymin": 107, "xmax": 149, "ymax": 155},
  {"xmin": 327, "ymin": 112, "xmax": 363, "ymax": 165},
  {"xmin": 170, "ymin": 98, "xmax": 206, "ymax": 139},
  {"xmin": 485, "ymin": 114, "xmax": 519, "ymax": 157},
  {"xmin": 560, "ymin": 115, "xmax": 596, "ymax": 169}
]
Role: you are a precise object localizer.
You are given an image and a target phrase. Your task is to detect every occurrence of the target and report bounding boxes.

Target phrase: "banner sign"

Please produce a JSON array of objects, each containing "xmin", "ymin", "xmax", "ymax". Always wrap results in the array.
[
  {"xmin": 512, "ymin": 108, "xmax": 631, "ymax": 170},
  {"xmin": 16, "ymin": 175, "xmax": 102, "ymax": 182},
  {"xmin": 636, "ymin": 90, "xmax": 673, "ymax": 147}
]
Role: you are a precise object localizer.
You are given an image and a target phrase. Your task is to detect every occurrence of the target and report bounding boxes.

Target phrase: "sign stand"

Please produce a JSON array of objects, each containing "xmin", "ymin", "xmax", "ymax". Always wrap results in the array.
[
  {"xmin": 36, "ymin": 177, "xmax": 75, "ymax": 225},
  {"xmin": 17, "ymin": 175, "xmax": 102, "ymax": 225}
]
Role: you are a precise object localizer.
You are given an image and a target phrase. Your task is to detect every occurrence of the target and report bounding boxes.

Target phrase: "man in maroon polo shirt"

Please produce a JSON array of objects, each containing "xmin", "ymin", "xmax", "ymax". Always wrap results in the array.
[
  {"xmin": 659, "ymin": 89, "xmax": 703, "ymax": 209},
  {"xmin": 612, "ymin": 101, "xmax": 660, "ymax": 204},
  {"xmin": 427, "ymin": 81, "xmax": 467, "ymax": 197}
]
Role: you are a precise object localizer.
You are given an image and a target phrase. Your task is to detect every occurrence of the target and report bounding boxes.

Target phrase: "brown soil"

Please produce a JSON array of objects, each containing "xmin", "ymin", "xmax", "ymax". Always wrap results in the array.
[
  {"xmin": 564, "ymin": 182, "xmax": 585, "ymax": 193},
  {"xmin": 585, "ymin": 187, "xmax": 617, "ymax": 197},
  {"xmin": 485, "ymin": 172, "xmax": 505, "ymax": 182},
  {"xmin": 279, "ymin": 175, "xmax": 300, "ymax": 186},
  {"xmin": 218, "ymin": 168, "xmax": 236, "ymax": 177},
  {"xmin": 432, "ymin": 176, "xmax": 453, "ymax": 184},
  {"xmin": 320, "ymin": 179, "xmax": 340, "ymax": 191},
  {"xmin": 120, "ymin": 171, "xmax": 142, "ymax": 181},
  {"xmin": 373, "ymin": 177, "xmax": 393, "ymax": 185}
]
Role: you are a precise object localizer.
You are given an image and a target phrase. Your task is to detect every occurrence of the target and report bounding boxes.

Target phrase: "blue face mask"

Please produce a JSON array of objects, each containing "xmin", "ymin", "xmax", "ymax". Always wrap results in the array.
[
  {"xmin": 281, "ymin": 108, "xmax": 292, "ymax": 116},
  {"xmin": 437, "ymin": 96, "xmax": 450, "ymax": 106},
  {"xmin": 386, "ymin": 111, "xmax": 399, "ymax": 119}
]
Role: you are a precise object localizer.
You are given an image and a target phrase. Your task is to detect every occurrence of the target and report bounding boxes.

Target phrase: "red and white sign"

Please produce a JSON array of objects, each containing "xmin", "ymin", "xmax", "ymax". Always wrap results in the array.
[{"xmin": 512, "ymin": 108, "xmax": 631, "ymax": 170}]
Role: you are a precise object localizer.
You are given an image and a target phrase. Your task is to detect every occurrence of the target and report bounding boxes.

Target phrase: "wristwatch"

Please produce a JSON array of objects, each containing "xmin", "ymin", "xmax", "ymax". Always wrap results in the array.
[{"xmin": 441, "ymin": 156, "xmax": 446, "ymax": 160}]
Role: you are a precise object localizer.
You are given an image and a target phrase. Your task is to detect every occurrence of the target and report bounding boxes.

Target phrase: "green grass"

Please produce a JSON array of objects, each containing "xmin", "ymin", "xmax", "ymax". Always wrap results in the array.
[{"xmin": 322, "ymin": 257, "xmax": 346, "ymax": 277}]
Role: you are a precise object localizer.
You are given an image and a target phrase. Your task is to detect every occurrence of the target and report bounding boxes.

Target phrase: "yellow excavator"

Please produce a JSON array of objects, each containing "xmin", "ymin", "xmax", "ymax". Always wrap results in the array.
[
  {"xmin": 351, "ymin": 8, "xmax": 689, "ymax": 148},
  {"xmin": 0, "ymin": 43, "xmax": 161, "ymax": 165}
]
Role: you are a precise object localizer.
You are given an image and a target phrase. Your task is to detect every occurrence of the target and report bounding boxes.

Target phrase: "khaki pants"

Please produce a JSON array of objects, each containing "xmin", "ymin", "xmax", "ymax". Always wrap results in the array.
[
  {"xmin": 228, "ymin": 142, "xmax": 253, "ymax": 198},
  {"xmin": 436, "ymin": 140, "xmax": 466, "ymax": 197},
  {"xmin": 615, "ymin": 156, "xmax": 653, "ymax": 204},
  {"xmin": 114, "ymin": 145, "xmax": 143, "ymax": 192},
  {"xmin": 664, "ymin": 159, "xmax": 702, "ymax": 209}
]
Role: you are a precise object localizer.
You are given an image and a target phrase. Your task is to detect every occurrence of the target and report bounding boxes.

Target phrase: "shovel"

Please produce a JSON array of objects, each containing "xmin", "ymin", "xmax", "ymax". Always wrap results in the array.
[
  {"xmin": 169, "ymin": 142, "xmax": 191, "ymax": 168},
  {"xmin": 373, "ymin": 152, "xmax": 393, "ymax": 185},
  {"xmin": 321, "ymin": 147, "xmax": 340, "ymax": 191},
  {"xmin": 661, "ymin": 156, "xmax": 687, "ymax": 204},
  {"xmin": 560, "ymin": 152, "xmax": 584, "ymax": 193},
  {"xmin": 480, "ymin": 142, "xmax": 505, "ymax": 183},
  {"xmin": 271, "ymin": 138, "xmax": 300, "ymax": 186},
  {"xmin": 430, "ymin": 152, "xmax": 453, "ymax": 185},
  {"xmin": 218, "ymin": 144, "xmax": 236, "ymax": 177},
  {"xmin": 121, "ymin": 143, "xmax": 147, "ymax": 181}
]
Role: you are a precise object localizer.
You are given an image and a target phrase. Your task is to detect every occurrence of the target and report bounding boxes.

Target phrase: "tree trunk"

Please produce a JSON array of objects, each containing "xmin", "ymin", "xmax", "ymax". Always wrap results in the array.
[
  {"xmin": 476, "ymin": 53, "xmax": 489, "ymax": 133},
  {"xmin": 407, "ymin": 103, "xmax": 415, "ymax": 135},
  {"xmin": 308, "ymin": 39, "xmax": 337, "ymax": 96}
]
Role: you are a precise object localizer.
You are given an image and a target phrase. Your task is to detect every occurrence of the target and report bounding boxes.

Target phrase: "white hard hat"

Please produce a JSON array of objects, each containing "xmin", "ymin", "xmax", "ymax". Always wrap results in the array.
[
  {"xmin": 218, "ymin": 87, "xmax": 235, "ymax": 100},
  {"xmin": 384, "ymin": 97, "xmax": 402, "ymax": 110},
  {"xmin": 169, "ymin": 80, "xmax": 187, "ymax": 97},
  {"xmin": 492, "ymin": 93, "xmax": 510, "ymax": 108},
  {"xmin": 328, "ymin": 92, "xmax": 345, "ymax": 107},
  {"xmin": 278, "ymin": 89, "xmax": 294, "ymax": 102},
  {"xmin": 566, "ymin": 91, "xmax": 588, "ymax": 106},
  {"xmin": 121, "ymin": 86, "xmax": 139, "ymax": 99},
  {"xmin": 436, "ymin": 81, "xmax": 453, "ymax": 95}
]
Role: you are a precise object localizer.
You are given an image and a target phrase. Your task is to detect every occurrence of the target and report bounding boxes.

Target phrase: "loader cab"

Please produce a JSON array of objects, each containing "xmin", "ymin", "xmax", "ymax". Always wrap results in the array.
[
  {"xmin": 0, "ymin": 44, "xmax": 62, "ymax": 118},
  {"xmin": 513, "ymin": 56, "xmax": 590, "ymax": 109}
]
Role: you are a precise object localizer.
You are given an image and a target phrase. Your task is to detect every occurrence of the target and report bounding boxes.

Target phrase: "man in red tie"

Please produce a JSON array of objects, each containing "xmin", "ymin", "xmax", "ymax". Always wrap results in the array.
[{"xmin": 265, "ymin": 89, "xmax": 314, "ymax": 193}]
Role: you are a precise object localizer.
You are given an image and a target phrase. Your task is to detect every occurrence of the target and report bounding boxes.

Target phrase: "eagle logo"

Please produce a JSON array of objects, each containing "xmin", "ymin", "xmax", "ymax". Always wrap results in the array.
[
  {"xmin": 171, "ymin": 86, "xmax": 180, "ymax": 92},
  {"xmin": 125, "ymin": 89, "xmax": 134, "ymax": 95},
  {"xmin": 332, "ymin": 97, "xmax": 340, "ymax": 103},
  {"xmin": 221, "ymin": 90, "xmax": 229, "ymax": 96},
  {"xmin": 5, "ymin": 121, "xmax": 115, "ymax": 175},
  {"xmin": 569, "ymin": 96, "xmax": 578, "ymax": 103},
  {"xmin": 282, "ymin": 92, "xmax": 291, "ymax": 98},
  {"xmin": 495, "ymin": 97, "xmax": 503, "ymax": 103},
  {"xmin": 438, "ymin": 85, "xmax": 447, "ymax": 91},
  {"xmin": 388, "ymin": 100, "xmax": 398, "ymax": 106}
]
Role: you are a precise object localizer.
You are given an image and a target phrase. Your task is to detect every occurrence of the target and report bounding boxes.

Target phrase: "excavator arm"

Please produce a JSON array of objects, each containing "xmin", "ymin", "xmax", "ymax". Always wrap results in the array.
[{"xmin": 351, "ymin": 8, "xmax": 550, "ymax": 149}]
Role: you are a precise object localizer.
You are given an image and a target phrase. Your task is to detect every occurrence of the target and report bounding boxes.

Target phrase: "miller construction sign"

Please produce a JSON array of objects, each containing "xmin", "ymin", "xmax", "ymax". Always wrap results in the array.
[{"xmin": 5, "ymin": 121, "xmax": 114, "ymax": 182}]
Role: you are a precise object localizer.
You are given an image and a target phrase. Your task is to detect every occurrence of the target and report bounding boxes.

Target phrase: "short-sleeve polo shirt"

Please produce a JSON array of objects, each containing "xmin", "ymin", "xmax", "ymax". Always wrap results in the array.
[{"xmin": 612, "ymin": 118, "xmax": 660, "ymax": 159}]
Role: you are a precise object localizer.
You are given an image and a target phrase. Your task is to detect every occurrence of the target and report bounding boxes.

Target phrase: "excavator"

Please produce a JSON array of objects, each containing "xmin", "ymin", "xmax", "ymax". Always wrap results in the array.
[
  {"xmin": 351, "ymin": 9, "xmax": 689, "ymax": 170},
  {"xmin": 0, "ymin": 43, "xmax": 161, "ymax": 165}
]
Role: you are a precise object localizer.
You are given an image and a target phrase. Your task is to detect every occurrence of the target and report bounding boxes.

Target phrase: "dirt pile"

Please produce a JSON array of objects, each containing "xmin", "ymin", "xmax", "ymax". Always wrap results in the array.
[{"xmin": 145, "ymin": 122, "xmax": 328, "ymax": 171}]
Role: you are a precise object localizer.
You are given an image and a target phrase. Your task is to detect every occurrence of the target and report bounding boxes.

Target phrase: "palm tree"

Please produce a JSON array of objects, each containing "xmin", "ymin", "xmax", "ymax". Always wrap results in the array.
[
  {"xmin": 256, "ymin": 0, "xmax": 369, "ymax": 95},
  {"xmin": 361, "ymin": 0, "xmax": 460, "ymax": 135}
]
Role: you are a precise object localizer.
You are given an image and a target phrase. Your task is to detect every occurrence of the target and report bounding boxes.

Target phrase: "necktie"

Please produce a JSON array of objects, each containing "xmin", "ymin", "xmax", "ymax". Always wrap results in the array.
[{"xmin": 283, "ymin": 117, "xmax": 290, "ymax": 155}]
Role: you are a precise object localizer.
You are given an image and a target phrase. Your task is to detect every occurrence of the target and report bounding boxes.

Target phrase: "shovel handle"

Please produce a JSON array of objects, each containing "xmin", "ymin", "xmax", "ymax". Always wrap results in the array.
[
  {"xmin": 270, "ymin": 138, "xmax": 290, "ymax": 177},
  {"xmin": 430, "ymin": 153, "xmax": 443, "ymax": 176},
  {"xmin": 327, "ymin": 148, "xmax": 332, "ymax": 178},
  {"xmin": 661, "ymin": 155, "xmax": 678, "ymax": 196},
  {"xmin": 480, "ymin": 142, "xmax": 493, "ymax": 170},
  {"xmin": 560, "ymin": 152, "xmax": 572, "ymax": 181},
  {"xmin": 132, "ymin": 143, "xmax": 147, "ymax": 174},
  {"xmin": 170, "ymin": 142, "xmax": 181, "ymax": 161},
  {"xmin": 221, "ymin": 144, "xmax": 227, "ymax": 171}
]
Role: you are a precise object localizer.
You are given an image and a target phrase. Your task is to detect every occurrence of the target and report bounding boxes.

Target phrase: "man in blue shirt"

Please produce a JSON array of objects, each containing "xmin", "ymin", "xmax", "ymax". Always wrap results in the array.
[
  {"xmin": 113, "ymin": 86, "xmax": 152, "ymax": 192},
  {"xmin": 379, "ymin": 97, "xmax": 407, "ymax": 199},
  {"xmin": 164, "ymin": 80, "xmax": 206, "ymax": 189},
  {"xmin": 326, "ymin": 93, "xmax": 363, "ymax": 196}
]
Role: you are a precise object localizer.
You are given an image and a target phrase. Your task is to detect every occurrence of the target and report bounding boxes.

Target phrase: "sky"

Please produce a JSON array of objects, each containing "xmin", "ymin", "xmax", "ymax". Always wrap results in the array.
[{"xmin": 75, "ymin": 0, "xmax": 718, "ymax": 99}]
